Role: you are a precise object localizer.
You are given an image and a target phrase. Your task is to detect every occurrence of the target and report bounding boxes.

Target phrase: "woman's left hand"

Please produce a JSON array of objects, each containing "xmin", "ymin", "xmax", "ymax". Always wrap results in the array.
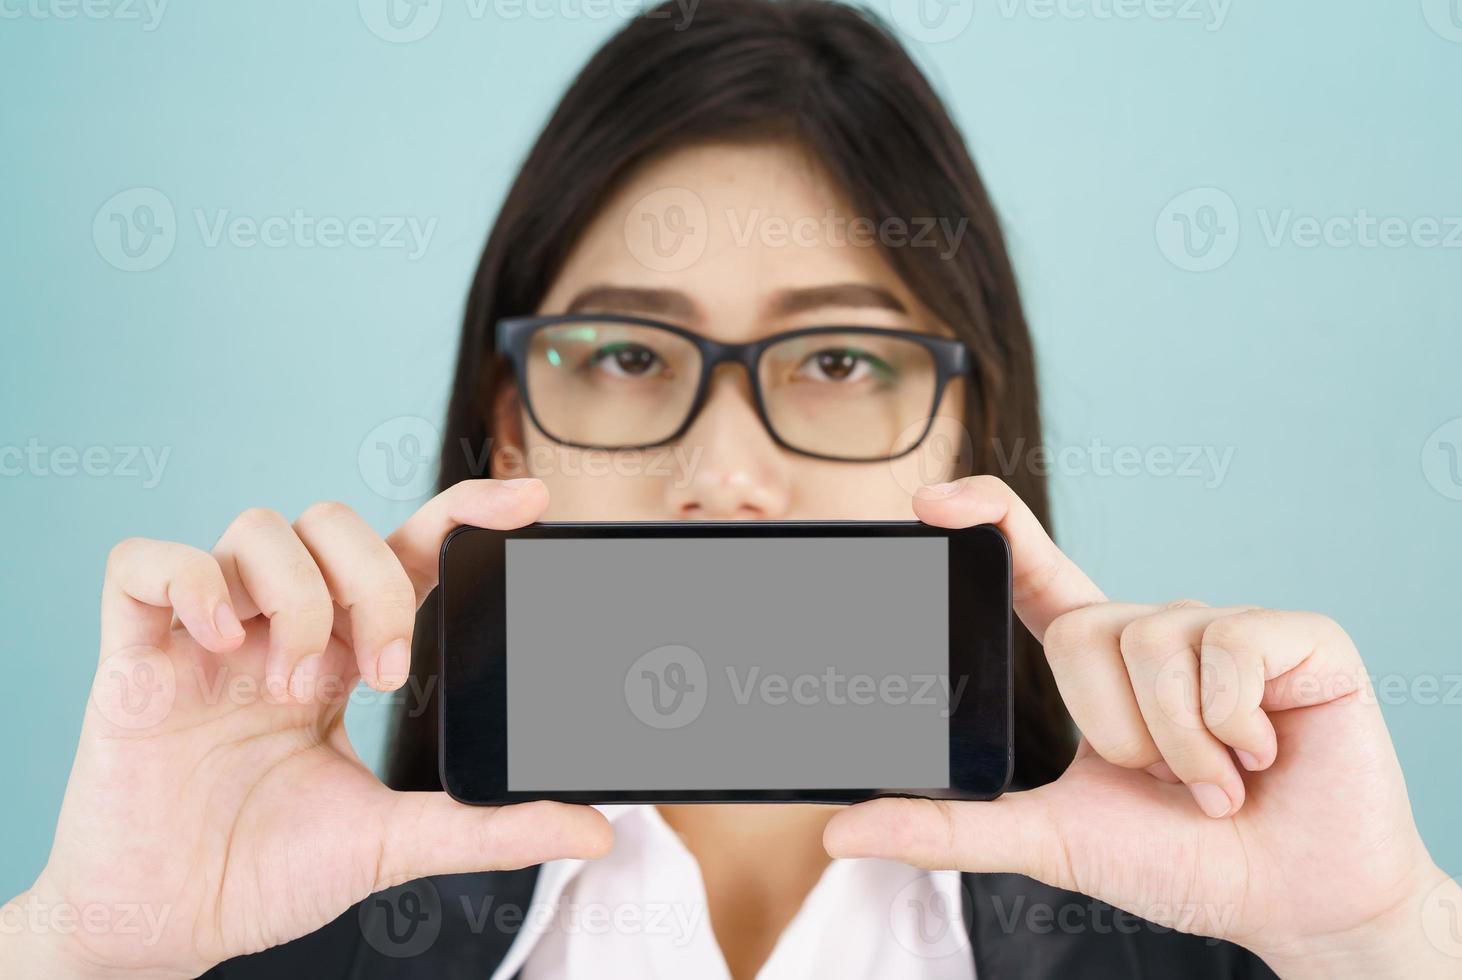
[{"xmin": 824, "ymin": 476, "xmax": 1459, "ymax": 979}]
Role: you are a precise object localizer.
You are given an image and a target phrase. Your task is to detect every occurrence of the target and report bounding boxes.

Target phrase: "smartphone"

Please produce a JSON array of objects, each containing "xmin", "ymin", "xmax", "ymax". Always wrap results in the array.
[{"xmin": 438, "ymin": 521, "xmax": 1012, "ymax": 805}]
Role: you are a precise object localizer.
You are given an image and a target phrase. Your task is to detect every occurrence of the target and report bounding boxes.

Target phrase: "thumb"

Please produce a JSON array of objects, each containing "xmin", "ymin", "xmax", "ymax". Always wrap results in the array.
[
  {"xmin": 823, "ymin": 792, "xmax": 1071, "ymax": 889},
  {"xmin": 376, "ymin": 795, "xmax": 613, "ymax": 887}
]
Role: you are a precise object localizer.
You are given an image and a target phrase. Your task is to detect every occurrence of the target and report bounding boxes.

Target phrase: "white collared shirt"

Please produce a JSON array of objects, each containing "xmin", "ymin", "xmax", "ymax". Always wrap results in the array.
[{"xmin": 491, "ymin": 805, "xmax": 976, "ymax": 980}]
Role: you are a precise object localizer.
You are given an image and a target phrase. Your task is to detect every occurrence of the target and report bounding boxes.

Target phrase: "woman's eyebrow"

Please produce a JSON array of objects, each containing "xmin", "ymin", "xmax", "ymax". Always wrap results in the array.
[
  {"xmin": 766, "ymin": 283, "xmax": 907, "ymax": 318},
  {"xmin": 564, "ymin": 285, "xmax": 699, "ymax": 321}
]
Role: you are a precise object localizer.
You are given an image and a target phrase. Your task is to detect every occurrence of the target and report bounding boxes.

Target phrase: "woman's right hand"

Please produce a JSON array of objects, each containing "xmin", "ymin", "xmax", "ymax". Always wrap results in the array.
[{"xmin": 3, "ymin": 479, "xmax": 611, "ymax": 979}]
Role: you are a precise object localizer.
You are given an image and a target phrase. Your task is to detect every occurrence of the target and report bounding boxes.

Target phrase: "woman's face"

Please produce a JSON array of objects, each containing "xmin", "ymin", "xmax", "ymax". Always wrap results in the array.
[{"xmin": 496, "ymin": 141, "xmax": 967, "ymax": 520}]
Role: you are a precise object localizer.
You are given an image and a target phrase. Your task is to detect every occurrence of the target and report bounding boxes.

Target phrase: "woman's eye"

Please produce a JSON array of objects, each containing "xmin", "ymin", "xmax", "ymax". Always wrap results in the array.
[
  {"xmin": 794, "ymin": 348, "xmax": 890, "ymax": 384},
  {"xmin": 591, "ymin": 343, "xmax": 664, "ymax": 378}
]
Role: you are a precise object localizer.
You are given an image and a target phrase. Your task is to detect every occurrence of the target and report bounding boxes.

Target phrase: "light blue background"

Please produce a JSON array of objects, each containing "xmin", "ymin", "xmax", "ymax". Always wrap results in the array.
[{"xmin": 2, "ymin": 0, "xmax": 1459, "ymax": 899}]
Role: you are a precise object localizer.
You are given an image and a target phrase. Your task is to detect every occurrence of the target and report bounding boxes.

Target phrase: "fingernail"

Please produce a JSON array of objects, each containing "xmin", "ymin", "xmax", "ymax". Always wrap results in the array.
[
  {"xmin": 1146, "ymin": 761, "xmax": 1180, "ymax": 784},
  {"xmin": 289, "ymin": 654, "xmax": 323, "ymax": 701},
  {"xmin": 1189, "ymin": 782, "xmax": 1233, "ymax": 819},
  {"xmin": 1234, "ymin": 749, "xmax": 1262, "ymax": 771},
  {"xmin": 916, "ymin": 481, "xmax": 961, "ymax": 499},
  {"xmin": 501, "ymin": 478, "xmax": 539, "ymax": 492},
  {"xmin": 213, "ymin": 602, "xmax": 244, "ymax": 640},
  {"xmin": 377, "ymin": 639, "xmax": 411, "ymax": 688}
]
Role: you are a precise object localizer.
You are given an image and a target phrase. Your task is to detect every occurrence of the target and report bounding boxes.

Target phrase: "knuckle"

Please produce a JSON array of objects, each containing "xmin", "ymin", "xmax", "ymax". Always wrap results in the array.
[
  {"xmin": 1092, "ymin": 732, "xmax": 1159, "ymax": 769},
  {"xmin": 232, "ymin": 507, "xmax": 287, "ymax": 534},
  {"xmin": 284, "ymin": 553, "xmax": 326, "ymax": 586},
  {"xmin": 965, "ymin": 474, "xmax": 1009, "ymax": 497},
  {"xmin": 270, "ymin": 557, "xmax": 332, "ymax": 612},
  {"xmin": 1199, "ymin": 694, "xmax": 1242, "ymax": 734},
  {"xmin": 1199, "ymin": 617, "xmax": 1242, "ymax": 653},
  {"xmin": 449, "ymin": 479, "xmax": 494, "ymax": 504},
  {"xmin": 1151, "ymin": 738, "xmax": 1213, "ymax": 776},
  {"xmin": 1150, "ymin": 658, "xmax": 1204, "ymax": 729},
  {"xmin": 1162, "ymin": 597, "xmax": 1207, "ymax": 611},
  {"xmin": 1302, "ymin": 610, "xmax": 1353, "ymax": 648},
  {"xmin": 354, "ymin": 577, "xmax": 418, "ymax": 621},
  {"xmin": 274, "ymin": 599, "xmax": 335, "ymax": 642},
  {"xmin": 931, "ymin": 798, "xmax": 960, "ymax": 869},
  {"xmin": 297, "ymin": 499, "xmax": 356, "ymax": 530},
  {"xmin": 1042, "ymin": 607, "xmax": 1110, "ymax": 661},
  {"xmin": 1119, "ymin": 615, "xmax": 1188, "ymax": 664},
  {"xmin": 107, "ymin": 536, "xmax": 150, "ymax": 570},
  {"xmin": 306, "ymin": 576, "xmax": 337, "ymax": 611},
  {"xmin": 1197, "ymin": 655, "xmax": 1256, "ymax": 731},
  {"xmin": 378, "ymin": 581, "xmax": 419, "ymax": 617},
  {"xmin": 1201, "ymin": 611, "xmax": 1265, "ymax": 657},
  {"xmin": 173, "ymin": 549, "xmax": 224, "ymax": 595}
]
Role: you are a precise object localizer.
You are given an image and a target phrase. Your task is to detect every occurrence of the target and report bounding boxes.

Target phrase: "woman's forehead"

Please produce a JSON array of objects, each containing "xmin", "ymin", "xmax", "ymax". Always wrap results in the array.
[{"xmin": 539, "ymin": 141, "xmax": 931, "ymax": 333}]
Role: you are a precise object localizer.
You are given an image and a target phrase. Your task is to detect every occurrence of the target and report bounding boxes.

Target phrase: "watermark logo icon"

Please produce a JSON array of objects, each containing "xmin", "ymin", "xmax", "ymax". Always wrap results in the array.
[
  {"xmin": 889, "ymin": 874, "xmax": 974, "ymax": 957},
  {"xmin": 624, "ymin": 187, "xmax": 708, "ymax": 273},
  {"xmin": 1155, "ymin": 187, "xmax": 1240, "ymax": 272},
  {"xmin": 1421, "ymin": 874, "xmax": 1462, "ymax": 958},
  {"xmin": 359, "ymin": 0, "xmax": 442, "ymax": 43},
  {"xmin": 887, "ymin": 416, "xmax": 973, "ymax": 497},
  {"xmin": 888, "ymin": 0, "xmax": 975, "ymax": 43},
  {"xmin": 1422, "ymin": 0, "xmax": 1462, "ymax": 41},
  {"xmin": 359, "ymin": 416, "xmax": 441, "ymax": 501},
  {"xmin": 1421, "ymin": 417, "xmax": 1462, "ymax": 501},
  {"xmin": 625, "ymin": 644, "xmax": 708, "ymax": 729},
  {"xmin": 358, "ymin": 879, "xmax": 442, "ymax": 958},
  {"xmin": 93, "ymin": 188, "xmax": 176, "ymax": 272},
  {"xmin": 92, "ymin": 646, "xmax": 176, "ymax": 731}
]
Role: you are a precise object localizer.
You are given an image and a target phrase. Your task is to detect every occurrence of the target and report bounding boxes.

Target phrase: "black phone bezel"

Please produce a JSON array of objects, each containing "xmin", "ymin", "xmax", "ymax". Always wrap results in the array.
[{"xmin": 438, "ymin": 520, "xmax": 1012, "ymax": 805}]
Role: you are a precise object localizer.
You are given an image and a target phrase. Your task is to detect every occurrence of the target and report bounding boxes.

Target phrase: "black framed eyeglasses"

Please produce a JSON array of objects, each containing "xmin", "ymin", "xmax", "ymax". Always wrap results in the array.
[{"xmin": 496, "ymin": 314, "xmax": 972, "ymax": 463}]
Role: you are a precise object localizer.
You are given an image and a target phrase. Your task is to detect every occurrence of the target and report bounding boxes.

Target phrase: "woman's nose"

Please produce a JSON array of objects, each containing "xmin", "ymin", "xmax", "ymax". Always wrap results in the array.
[{"xmin": 664, "ymin": 366, "xmax": 790, "ymax": 520}]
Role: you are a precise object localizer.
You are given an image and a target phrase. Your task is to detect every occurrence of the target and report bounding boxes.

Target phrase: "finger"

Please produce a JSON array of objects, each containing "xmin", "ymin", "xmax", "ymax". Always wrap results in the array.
[
  {"xmin": 212, "ymin": 508, "xmax": 334, "ymax": 700},
  {"xmin": 1193, "ymin": 616, "xmax": 1277, "ymax": 772},
  {"xmin": 1204, "ymin": 607, "xmax": 1367, "ymax": 714},
  {"xmin": 294, "ymin": 501, "xmax": 418, "ymax": 693},
  {"xmin": 376, "ymin": 797, "xmax": 612, "ymax": 887},
  {"xmin": 387, "ymin": 478, "xmax": 549, "ymax": 602},
  {"xmin": 1042, "ymin": 602, "xmax": 1165, "ymax": 772},
  {"xmin": 913, "ymin": 475, "xmax": 1105, "ymax": 642},
  {"xmin": 214, "ymin": 543, "xmax": 260, "ymax": 622},
  {"xmin": 101, "ymin": 538, "xmax": 245, "ymax": 657},
  {"xmin": 824, "ymin": 793, "xmax": 1070, "ymax": 889},
  {"xmin": 1120, "ymin": 605, "xmax": 1248, "ymax": 818}
]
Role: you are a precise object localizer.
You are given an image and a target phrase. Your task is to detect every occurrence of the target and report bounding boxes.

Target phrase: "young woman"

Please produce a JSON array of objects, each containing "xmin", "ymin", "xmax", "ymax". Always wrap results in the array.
[{"xmin": 4, "ymin": 1, "xmax": 1455, "ymax": 977}]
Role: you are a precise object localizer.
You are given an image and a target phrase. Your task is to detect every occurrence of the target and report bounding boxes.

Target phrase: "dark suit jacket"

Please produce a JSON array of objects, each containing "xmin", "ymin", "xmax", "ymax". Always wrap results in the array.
[{"xmin": 205, "ymin": 867, "xmax": 1277, "ymax": 979}]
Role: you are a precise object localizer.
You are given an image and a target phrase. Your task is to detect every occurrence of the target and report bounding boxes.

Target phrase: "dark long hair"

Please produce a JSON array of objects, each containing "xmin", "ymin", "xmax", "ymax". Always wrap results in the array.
[{"xmin": 387, "ymin": 0, "xmax": 1075, "ymax": 792}]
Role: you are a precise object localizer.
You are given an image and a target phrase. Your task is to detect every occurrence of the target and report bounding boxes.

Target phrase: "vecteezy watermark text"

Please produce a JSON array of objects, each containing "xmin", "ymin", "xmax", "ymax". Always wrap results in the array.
[
  {"xmin": 725, "ymin": 208, "xmax": 970, "ymax": 261},
  {"xmin": 624, "ymin": 645, "xmax": 968, "ymax": 730},
  {"xmin": 1157, "ymin": 187, "xmax": 1462, "ymax": 272},
  {"xmin": 93, "ymin": 187, "xmax": 437, "ymax": 272},
  {"xmin": 988, "ymin": 893, "xmax": 1234, "ymax": 941},
  {"xmin": 622, "ymin": 186, "xmax": 972, "ymax": 273},
  {"xmin": 724, "ymin": 666, "xmax": 968, "ymax": 715},
  {"xmin": 0, "ymin": 895, "xmax": 171, "ymax": 946},
  {"xmin": 359, "ymin": 878, "xmax": 707, "ymax": 959},
  {"xmin": 193, "ymin": 209, "xmax": 435, "ymax": 259},
  {"xmin": 984, "ymin": 0, "xmax": 1230, "ymax": 29},
  {"xmin": 0, "ymin": 0, "xmax": 168, "ymax": 30},
  {"xmin": 1, "ymin": 439, "xmax": 170, "ymax": 488},
  {"xmin": 357, "ymin": 0, "xmax": 699, "ymax": 44},
  {"xmin": 992, "ymin": 437, "xmax": 1236, "ymax": 489},
  {"xmin": 91, "ymin": 657, "xmax": 441, "ymax": 732},
  {"xmin": 886, "ymin": 0, "xmax": 1231, "ymax": 45}
]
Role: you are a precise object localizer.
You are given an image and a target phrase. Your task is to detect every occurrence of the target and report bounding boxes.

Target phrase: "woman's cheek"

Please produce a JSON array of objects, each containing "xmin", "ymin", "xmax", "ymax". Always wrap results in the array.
[
  {"xmin": 527, "ymin": 450, "xmax": 677, "ymax": 521},
  {"xmin": 783, "ymin": 461, "xmax": 918, "ymax": 520}
]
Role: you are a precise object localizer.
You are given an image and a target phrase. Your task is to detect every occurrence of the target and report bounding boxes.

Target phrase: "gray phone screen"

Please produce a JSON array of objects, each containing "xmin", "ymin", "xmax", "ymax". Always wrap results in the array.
[{"xmin": 505, "ymin": 537, "xmax": 951, "ymax": 791}]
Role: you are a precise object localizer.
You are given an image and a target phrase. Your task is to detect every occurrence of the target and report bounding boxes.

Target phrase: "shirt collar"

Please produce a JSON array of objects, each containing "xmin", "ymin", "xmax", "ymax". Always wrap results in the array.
[{"xmin": 489, "ymin": 805, "xmax": 659, "ymax": 980}]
